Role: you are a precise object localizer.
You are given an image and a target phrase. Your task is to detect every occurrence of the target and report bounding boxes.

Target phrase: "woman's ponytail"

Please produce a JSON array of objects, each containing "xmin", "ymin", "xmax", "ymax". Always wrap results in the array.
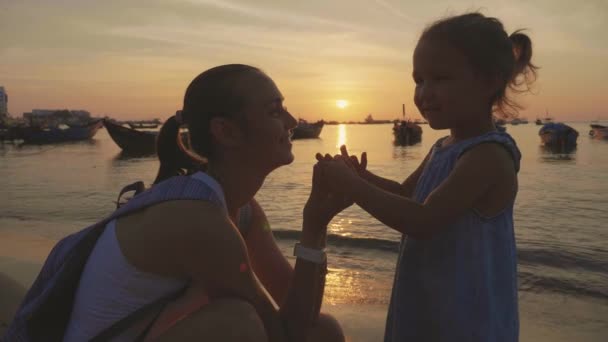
[{"xmin": 153, "ymin": 115, "xmax": 203, "ymax": 184}]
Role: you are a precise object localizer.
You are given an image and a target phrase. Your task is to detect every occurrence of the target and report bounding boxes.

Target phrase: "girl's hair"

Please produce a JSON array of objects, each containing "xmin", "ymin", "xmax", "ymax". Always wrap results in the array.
[
  {"xmin": 154, "ymin": 64, "xmax": 263, "ymax": 184},
  {"xmin": 420, "ymin": 12, "xmax": 538, "ymax": 118}
]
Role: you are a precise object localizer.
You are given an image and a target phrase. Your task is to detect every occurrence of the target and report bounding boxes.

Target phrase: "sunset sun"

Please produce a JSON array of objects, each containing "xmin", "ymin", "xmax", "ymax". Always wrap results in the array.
[{"xmin": 336, "ymin": 99, "xmax": 349, "ymax": 109}]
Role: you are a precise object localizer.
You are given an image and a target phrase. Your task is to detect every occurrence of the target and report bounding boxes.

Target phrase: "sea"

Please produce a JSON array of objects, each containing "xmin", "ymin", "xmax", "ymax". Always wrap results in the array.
[{"xmin": 1, "ymin": 122, "xmax": 607, "ymax": 340}]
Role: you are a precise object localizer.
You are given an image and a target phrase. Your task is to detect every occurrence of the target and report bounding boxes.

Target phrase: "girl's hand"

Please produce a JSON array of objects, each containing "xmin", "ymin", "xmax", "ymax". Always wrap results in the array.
[
  {"xmin": 316, "ymin": 154, "xmax": 359, "ymax": 195},
  {"xmin": 339, "ymin": 145, "xmax": 368, "ymax": 177}
]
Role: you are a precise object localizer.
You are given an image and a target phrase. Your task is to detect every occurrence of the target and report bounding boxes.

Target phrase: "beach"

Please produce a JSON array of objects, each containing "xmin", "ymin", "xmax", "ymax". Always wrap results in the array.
[
  {"xmin": 2, "ymin": 123, "xmax": 607, "ymax": 341},
  {"xmin": 2, "ymin": 232, "xmax": 607, "ymax": 341}
]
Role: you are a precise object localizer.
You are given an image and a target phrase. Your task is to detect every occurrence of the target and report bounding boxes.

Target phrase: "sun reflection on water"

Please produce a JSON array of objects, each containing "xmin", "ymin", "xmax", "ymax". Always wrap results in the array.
[{"xmin": 336, "ymin": 124, "xmax": 347, "ymax": 149}]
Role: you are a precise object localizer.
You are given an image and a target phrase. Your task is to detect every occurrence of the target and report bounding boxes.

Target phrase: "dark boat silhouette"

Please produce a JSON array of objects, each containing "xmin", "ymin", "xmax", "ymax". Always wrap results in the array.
[
  {"xmin": 103, "ymin": 119, "xmax": 159, "ymax": 154},
  {"xmin": 21, "ymin": 119, "xmax": 103, "ymax": 144},
  {"xmin": 292, "ymin": 119, "xmax": 324, "ymax": 139}
]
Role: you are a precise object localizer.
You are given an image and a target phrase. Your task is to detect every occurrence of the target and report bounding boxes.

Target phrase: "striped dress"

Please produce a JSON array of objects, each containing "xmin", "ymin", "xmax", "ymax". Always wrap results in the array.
[{"xmin": 384, "ymin": 131, "xmax": 521, "ymax": 342}]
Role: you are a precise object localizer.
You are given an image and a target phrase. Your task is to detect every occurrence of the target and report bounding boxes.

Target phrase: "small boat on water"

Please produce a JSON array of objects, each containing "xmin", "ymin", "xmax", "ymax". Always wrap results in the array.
[
  {"xmin": 393, "ymin": 120, "xmax": 422, "ymax": 146},
  {"xmin": 103, "ymin": 119, "xmax": 159, "ymax": 154},
  {"xmin": 510, "ymin": 118, "xmax": 528, "ymax": 125},
  {"xmin": 21, "ymin": 119, "xmax": 103, "ymax": 144},
  {"xmin": 539, "ymin": 122, "xmax": 578, "ymax": 152},
  {"xmin": 127, "ymin": 120, "xmax": 161, "ymax": 130},
  {"xmin": 536, "ymin": 109, "xmax": 553, "ymax": 125},
  {"xmin": 589, "ymin": 124, "xmax": 608, "ymax": 140},
  {"xmin": 104, "ymin": 119, "xmax": 191, "ymax": 155},
  {"xmin": 292, "ymin": 119, "xmax": 324, "ymax": 139}
]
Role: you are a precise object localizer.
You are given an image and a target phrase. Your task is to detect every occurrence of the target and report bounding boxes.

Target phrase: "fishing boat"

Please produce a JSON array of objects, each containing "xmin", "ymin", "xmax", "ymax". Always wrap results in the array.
[
  {"xmin": 539, "ymin": 122, "xmax": 578, "ymax": 152},
  {"xmin": 21, "ymin": 119, "xmax": 103, "ymax": 144},
  {"xmin": 393, "ymin": 104, "xmax": 423, "ymax": 146},
  {"xmin": 127, "ymin": 120, "xmax": 161, "ymax": 130},
  {"xmin": 589, "ymin": 124, "xmax": 608, "ymax": 140},
  {"xmin": 292, "ymin": 119, "xmax": 324, "ymax": 139},
  {"xmin": 393, "ymin": 120, "xmax": 423, "ymax": 145},
  {"xmin": 510, "ymin": 118, "xmax": 528, "ymax": 125},
  {"xmin": 536, "ymin": 109, "xmax": 553, "ymax": 125},
  {"xmin": 103, "ymin": 119, "xmax": 159, "ymax": 154}
]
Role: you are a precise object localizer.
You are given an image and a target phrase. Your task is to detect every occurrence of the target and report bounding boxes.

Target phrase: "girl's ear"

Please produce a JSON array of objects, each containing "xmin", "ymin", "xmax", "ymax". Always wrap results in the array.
[
  {"xmin": 208, "ymin": 117, "xmax": 244, "ymax": 147},
  {"xmin": 479, "ymin": 74, "xmax": 504, "ymax": 102}
]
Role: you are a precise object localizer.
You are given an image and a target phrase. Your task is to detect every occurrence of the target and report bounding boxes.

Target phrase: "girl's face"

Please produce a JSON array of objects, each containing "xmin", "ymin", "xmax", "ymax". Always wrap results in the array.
[
  {"xmin": 235, "ymin": 72, "xmax": 298, "ymax": 172},
  {"xmin": 412, "ymin": 39, "xmax": 494, "ymax": 130}
]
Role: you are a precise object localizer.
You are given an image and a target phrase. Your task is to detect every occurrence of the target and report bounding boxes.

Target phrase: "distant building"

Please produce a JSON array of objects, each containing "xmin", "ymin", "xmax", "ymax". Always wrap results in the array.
[
  {"xmin": 0, "ymin": 86, "xmax": 8, "ymax": 119},
  {"xmin": 23, "ymin": 109, "xmax": 91, "ymax": 126},
  {"xmin": 23, "ymin": 109, "xmax": 90, "ymax": 120}
]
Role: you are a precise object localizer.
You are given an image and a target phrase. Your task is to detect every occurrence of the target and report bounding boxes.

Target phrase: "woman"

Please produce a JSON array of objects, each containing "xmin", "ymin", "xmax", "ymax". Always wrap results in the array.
[{"xmin": 6, "ymin": 65, "xmax": 345, "ymax": 342}]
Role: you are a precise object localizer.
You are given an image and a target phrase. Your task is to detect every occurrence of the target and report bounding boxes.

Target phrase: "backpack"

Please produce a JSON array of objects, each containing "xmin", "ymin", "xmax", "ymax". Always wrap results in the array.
[{"xmin": 3, "ymin": 173, "xmax": 251, "ymax": 342}]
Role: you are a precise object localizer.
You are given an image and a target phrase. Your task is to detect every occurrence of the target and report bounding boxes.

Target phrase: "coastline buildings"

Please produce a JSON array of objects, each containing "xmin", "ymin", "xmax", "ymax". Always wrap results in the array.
[
  {"xmin": 23, "ymin": 109, "xmax": 92, "ymax": 126},
  {"xmin": 0, "ymin": 86, "xmax": 8, "ymax": 121}
]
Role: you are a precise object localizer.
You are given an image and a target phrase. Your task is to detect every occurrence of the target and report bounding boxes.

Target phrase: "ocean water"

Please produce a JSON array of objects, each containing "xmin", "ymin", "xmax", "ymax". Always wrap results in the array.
[{"xmin": 1, "ymin": 122, "xmax": 607, "ymax": 339}]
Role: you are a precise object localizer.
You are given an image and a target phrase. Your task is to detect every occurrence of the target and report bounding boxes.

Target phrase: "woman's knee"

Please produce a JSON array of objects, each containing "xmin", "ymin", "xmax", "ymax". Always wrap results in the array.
[
  {"xmin": 0, "ymin": 273, "xmax": 26, "ymax": 328},
  {"xmin": 217, "ymin": 298, "xmax": 268, "ymax": 341},
  {"xmin": 308, "ymin": 313, "xmax": 345, "ymax": 342},
  {"xmin": 156, "ymin": 298, "xmax": 267, "ymax": 342}
]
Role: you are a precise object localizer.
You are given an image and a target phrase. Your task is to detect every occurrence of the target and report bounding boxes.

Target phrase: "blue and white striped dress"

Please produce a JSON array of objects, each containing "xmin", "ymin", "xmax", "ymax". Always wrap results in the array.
[{"xmin": 384, "ymin": 131, "xmax": 521, "ymax": 342}]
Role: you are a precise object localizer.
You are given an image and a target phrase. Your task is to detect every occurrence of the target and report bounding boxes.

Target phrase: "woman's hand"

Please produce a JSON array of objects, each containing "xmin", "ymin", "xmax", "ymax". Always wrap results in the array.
[{"xmin": 303, "ymin": 157, "xmax": 353, "ymax": 229}]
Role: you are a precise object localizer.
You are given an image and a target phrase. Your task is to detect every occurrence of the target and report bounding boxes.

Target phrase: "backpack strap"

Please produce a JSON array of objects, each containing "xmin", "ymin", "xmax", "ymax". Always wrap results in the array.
[
  {"xmin": 90, "ymin": 285, "xmax": 188, "ymax": 342},
  {"xmin": 237, "ymin": 201, "xmax": 253, "ymax": 238},
  {"xmin": 115, "ymin": 181, "xmax": 146, "ymax": 209}
]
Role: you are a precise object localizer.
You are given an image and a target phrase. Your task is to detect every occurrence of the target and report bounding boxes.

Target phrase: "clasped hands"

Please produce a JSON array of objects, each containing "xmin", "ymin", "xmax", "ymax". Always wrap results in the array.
[{"xmin": 304, "ymin": 145, "xmax": 367, "ymax": 227}]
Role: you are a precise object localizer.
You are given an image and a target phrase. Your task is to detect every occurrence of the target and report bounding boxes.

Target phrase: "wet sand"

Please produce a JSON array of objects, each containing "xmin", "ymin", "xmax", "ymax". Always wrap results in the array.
[{"xmin": 1, "ymin": 234, "xmax": 607, "ymax": 341}]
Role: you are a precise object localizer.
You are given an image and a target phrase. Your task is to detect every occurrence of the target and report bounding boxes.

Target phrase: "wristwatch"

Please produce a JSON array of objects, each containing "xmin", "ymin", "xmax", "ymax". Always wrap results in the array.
[{"xmin": 293, "ymin": 243, "xmax": 327, "ymax": 264}]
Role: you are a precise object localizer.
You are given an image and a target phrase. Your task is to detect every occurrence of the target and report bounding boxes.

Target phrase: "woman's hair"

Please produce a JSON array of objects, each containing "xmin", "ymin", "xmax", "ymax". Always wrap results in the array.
[
  {"xmin": 420, "ymin": 12, "xmax": 538, "ymax": 118},
  {"xmin": 154, "ymin": 64, "xmax": 263, "ymax": 184}
]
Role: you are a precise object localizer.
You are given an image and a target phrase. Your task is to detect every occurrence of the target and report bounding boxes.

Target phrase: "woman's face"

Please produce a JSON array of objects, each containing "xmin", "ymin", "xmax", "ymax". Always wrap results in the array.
[{"xmin": 234, "ymin": 72, "xmax": 298, "ymax": 172}]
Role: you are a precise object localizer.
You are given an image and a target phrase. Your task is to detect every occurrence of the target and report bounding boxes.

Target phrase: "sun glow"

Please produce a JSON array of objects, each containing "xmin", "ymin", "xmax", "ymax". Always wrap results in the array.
[{"xmin": 336, "ymin": 99, "xmax": 349, "ymax": 109}]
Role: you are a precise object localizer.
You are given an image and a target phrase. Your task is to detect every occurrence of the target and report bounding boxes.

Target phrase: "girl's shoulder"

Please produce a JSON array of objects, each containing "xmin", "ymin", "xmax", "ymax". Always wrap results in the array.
[{"xmin": 432, "ymin": 131, "xmax": 521, "ymax": 171}]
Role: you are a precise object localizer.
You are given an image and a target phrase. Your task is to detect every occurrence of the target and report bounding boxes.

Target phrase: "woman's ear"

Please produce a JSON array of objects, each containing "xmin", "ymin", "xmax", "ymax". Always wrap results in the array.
[{"xmin": 209, "ymin": 117, "xmax": 244, "ymax": 147}]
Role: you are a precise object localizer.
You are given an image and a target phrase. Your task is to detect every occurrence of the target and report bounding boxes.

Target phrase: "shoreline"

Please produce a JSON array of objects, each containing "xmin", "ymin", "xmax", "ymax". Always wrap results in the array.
[{"xmin": 1, "ymin": 233, "xmax": 607, "ymax": 341}]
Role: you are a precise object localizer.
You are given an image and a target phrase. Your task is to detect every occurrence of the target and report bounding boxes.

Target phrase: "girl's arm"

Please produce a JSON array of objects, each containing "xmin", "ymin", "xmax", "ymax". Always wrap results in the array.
[
  {"xmin": 340, "ymin": 145, "xmax": 429, "ymax": 198},
  {"xmin": 328, "ymin": 143, "xmax": 516, "ymax": 238},
  {"xmin": 360, "ymin": 152, "xmax": 430, "ymax": 198}
]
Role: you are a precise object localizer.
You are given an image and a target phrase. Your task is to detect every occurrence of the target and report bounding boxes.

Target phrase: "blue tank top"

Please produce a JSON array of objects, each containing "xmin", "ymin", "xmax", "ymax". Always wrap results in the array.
[
  {"xmin": 384, "ymin": 131, "xmax": 521, "ymax": 342},
  {"xmin": 4, "ymin": 171, "xmax": 253, "ymax": 342}
]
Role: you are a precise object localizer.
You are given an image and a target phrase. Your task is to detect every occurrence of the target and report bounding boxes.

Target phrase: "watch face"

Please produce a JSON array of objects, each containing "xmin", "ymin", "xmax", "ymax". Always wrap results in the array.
[{"xmin": 294, "ymin": 243, "xmax": 327, "ymax": 264}]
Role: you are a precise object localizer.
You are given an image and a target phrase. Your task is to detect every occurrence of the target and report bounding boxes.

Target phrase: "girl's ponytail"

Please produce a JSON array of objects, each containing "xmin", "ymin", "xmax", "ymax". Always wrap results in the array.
[{"xmin": 509, "ymin": 30, "xmax": 539, "ymax": 92}]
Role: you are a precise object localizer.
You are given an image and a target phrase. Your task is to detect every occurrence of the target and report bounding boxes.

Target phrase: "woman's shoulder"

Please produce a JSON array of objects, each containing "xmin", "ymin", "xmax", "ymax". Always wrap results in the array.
[{"xmin": 119, "ymin": 199, "xmax": 231, "ymax": 242}]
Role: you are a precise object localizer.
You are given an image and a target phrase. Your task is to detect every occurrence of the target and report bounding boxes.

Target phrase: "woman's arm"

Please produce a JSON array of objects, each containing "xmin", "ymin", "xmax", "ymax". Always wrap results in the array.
[{"xmin": 245, "ymin": 198, "xmax": 294, "ymax": 307}]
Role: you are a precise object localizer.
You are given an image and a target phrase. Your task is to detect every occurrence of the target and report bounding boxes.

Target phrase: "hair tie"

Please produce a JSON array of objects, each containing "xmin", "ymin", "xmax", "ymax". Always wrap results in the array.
[{"xmin": 175, "ymin": 110, "xmax": 184, "ymax": 125}]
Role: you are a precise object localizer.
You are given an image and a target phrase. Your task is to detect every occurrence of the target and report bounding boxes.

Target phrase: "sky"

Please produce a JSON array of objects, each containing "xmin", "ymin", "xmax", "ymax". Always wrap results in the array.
[{"xmin": 1, "ymin": 0, "xmax": 607, "ymax": 122}]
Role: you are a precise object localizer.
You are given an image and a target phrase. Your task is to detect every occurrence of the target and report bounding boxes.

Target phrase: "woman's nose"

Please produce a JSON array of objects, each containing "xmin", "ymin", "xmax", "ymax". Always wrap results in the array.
[{"xmin": 285, "ymin": 110, "xmax": 298, "ymax": 129}]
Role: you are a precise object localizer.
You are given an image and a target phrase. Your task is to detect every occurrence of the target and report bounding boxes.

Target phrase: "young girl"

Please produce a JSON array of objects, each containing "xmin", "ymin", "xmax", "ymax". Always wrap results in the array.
[{"xmin": 318, "ymin": 13, "xmax": 537, "ymax": 341}]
